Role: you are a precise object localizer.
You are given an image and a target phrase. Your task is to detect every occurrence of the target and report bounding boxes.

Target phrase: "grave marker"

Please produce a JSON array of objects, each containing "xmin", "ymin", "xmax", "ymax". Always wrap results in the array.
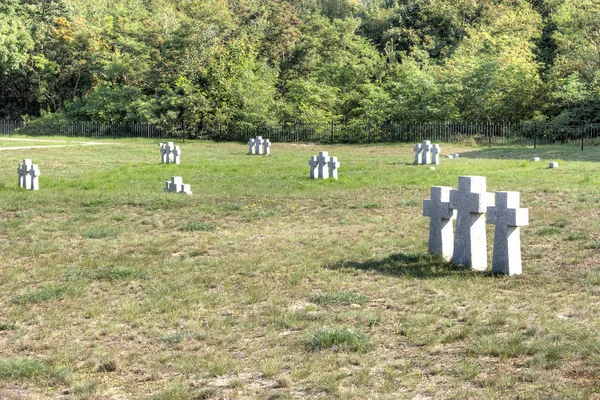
[
  {"xmin": 160, "ymin": 142, "xmax": 181, "ymax": 164},
  {"xmin": 487, "ymin": 192, "xmax": 528, "ymax": 275},
  {"xmin": 317, "ymin": 151, "xmax": 329, "ymax": 180},
  {"xmin": 423, "ymin": 186, "xmax": 456, "ymax": 261},
  {"xmin": 309, "ymin": 156, "xmax": 318, "ymax": 179},
  {"xmin": 17, "ymin": 159, "xmax": 40, "ymax": 190},
  {"xmin": 328, "ymin": 156, "xmax": 340, "ymax": 180},
  {"xmin": 413, "ymin": 143, "xmax": 423, "ymax": 164},
  {"xmin": 421, "ymin": 140, "xmax": 433, "ymax": 164},
  {"xmin": 449, "ymin": 176, "xmax": 493, "ymax": 270},
  {"xmin": 431, "ymin": 144, "xmax": 441, "ymax": 165},
  {"xmin": 549, "ymin": 162, "xmax": 558, "ymax": 168},
  {"xmin": 164, "ymin": 176, "xmax": 192, "ymax": 195}
]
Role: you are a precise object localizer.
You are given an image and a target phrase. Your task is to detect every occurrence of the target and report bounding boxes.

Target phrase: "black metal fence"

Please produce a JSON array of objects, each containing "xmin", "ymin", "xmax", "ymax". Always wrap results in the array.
[{"xmin": 3, "ymin": 120, "xmax": 600, "ymax": 148}]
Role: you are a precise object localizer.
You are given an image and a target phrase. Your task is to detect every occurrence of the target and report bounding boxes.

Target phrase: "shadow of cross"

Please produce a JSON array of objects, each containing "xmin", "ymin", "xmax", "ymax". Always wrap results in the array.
[
  {"xmin": 487, "ymin": 192, "xmax": 529, "ymax": 275},
  {"xmin": 423, "ymin": 186, "xmax": 456, "ymax": 261},
  {"xmin": 449, "ymin": 176, "xmax": 493, "ymax": 270}
]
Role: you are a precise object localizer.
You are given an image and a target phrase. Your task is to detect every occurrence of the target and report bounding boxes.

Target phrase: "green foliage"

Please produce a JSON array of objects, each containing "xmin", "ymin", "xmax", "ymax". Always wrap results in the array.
[{"xmin": 2, "ymin": 0, "xmax": 600, "ymax": 123}]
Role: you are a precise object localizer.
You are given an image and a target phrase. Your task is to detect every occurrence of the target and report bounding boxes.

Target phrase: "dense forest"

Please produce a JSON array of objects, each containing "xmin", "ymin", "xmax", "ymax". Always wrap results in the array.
[{"xmin": 1, "ymin": 0, "xmax": 600, "ymax": 127}]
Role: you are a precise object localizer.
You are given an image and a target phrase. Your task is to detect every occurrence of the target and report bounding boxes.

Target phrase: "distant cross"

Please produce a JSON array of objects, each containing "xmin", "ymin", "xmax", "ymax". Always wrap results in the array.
[
  {"xmin": 172, "ymin": 146, "xmax": 181, "ymax": 164},
  {"xmin": 164, "ymin": 176, "xmax": 192, "ymax": 195},
  {"xmin": 487, "ymin": 192, "xmax": 529, "ymax": 275},
  {"xmin": 248, "ymin": 138, "xmax": 256, "ymax": 154},
  {"xmin": 431, "ymin": 144, "xmax": 441, "ymax": 165},
  {"xmin": 449, "ymin": 176, "xmax": 493, "ymax": 270},
  {"xmin": 317, "ymin": 151, "xmax": 329, "ymax": 179},
  {"xmin": 254, "ymin": 136, "xmax": 265, "ymax": 155},
  {"xmin": 308, "ymin": 156, "xmax": 318, "ymax": 179},
  {"xmin": 423, "ymin": 186, "xmax": 456, "ymax": 261},
  {"xmin": 17, "ymin": 159, "xmax": 40, "ymax": 190},
  {"xmin": 327, "ymin": 156, "xmax": 340, "ymax": 180},
  {"xmin": 263, "ymin": 139, "xmax": 271, "ymax": 155},
  {"xmin": 421, "ymin": 140, "xmax": 433, "ymax": 164},
  {"xmin": 413, "ymin": 143, "xmax": 423, "ymax": 164}
]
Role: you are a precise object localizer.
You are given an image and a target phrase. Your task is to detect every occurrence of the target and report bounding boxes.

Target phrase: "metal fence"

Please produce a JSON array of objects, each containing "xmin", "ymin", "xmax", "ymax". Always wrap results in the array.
[{"xmin": 3, "ymin": 120, "xmax": 600, "ymax": 148}]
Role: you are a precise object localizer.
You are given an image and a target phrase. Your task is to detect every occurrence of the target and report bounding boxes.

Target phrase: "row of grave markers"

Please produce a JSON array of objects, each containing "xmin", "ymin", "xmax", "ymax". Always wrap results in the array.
[{"xmin": 423, "ymin": 176, "xmax": 528, "ymax": 275}]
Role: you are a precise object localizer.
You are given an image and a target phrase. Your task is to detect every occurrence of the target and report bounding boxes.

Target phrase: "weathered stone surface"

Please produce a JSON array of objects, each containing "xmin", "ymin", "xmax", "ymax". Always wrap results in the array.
[
  {"xmin": 549, "ymin": 162, "xmax": 558, "ymax": 168},
  {"xmin": 423, "ymin": 186, "xmax": 456, "ymax": 261},
  {"xmin": 449, "ymin": 176, "xmax": 493, "ymax": 270},
  {"xmin": 487, "ymin": 191, "xmax": 528, "ymax": 275},
  {"xmin": 531, "ymin": 157, "xmax": 540, "ymax": 162}
]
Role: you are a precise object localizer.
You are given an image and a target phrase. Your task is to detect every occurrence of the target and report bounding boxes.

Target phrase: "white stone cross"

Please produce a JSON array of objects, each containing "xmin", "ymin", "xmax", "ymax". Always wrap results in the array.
[
  {"xmin": 449, "ymin": 176, "xmax": 494, "ymax": 270},
  {"xmin": 328, "ymin": 156, "xmax": 340, "ymax": 180},
  {"xmin": 308, "ymin": 156, "xmax": 318, "ymax": 179},
  {"xmin": 254, "ymin": 136, "xmax": 265, "ymax": 155},
  {"xmin": 317, "ymin": 151, "xmax": 329, "ymax": 179},
  {"xmin": 487, "ymin": 192, "xmax": 528, "ymax": 275},
  {"xmin": 160, "ymin": 142, "xmax": 181, "ymax": 164},
  {"xmin": 421, "ymin": 140, "xmax": 433, "ymax": 164},
  {"xmin": 413, "ymin": 143, "xmax": 423, "ymax": 164},
  {"xmin": 431, "ymin": 144, "xmax": 441, "ymax": 165},
  {"xmin": 17, "ymin": 159, "xmax": 40, "ymax": 190},
  {"xmin": 423, "ymin": 186, "xmax": 456, "ymax": 261},
  {"xmin": 248, "ymin": 138, "xmax": 256, "ymax": 154},
  {"xmin": 263, "ymin": 139, "xmax": 271, "ymax": 155},
  {"xmin": 164, "ymin": 176, "xmax": 192, "ymax": 195},
  {"xmin": 172, "ymin": 146, "xmax": 181, "ymax": 164}
]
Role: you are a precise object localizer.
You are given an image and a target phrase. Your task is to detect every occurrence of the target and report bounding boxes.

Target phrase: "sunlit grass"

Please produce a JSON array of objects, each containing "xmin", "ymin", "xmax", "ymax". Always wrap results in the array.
[{"xmin": 0, "ymin": 138, "xmax": 598, "ymax": 398}]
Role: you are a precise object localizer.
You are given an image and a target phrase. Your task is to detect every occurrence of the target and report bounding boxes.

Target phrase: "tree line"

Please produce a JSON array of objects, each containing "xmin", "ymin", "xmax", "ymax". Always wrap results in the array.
[{"xmin": 1, "ymin": 0, "xmax": 599, "ymax": 129}]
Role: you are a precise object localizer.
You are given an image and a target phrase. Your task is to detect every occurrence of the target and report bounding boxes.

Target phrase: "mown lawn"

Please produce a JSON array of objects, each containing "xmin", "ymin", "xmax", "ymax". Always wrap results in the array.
[{"xmin": 0, "ymin": 138, "xmax": 598, "ymax": 399}]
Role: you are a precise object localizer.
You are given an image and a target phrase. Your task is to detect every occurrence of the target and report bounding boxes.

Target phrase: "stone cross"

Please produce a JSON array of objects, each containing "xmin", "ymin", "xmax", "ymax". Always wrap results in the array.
[
  {"xmin": 423, "ymin": 186, "xmax": 456, "ymax": 261},
  {"xmin": 317, "ymin": 151, "xmax": 329, "ymax": 179},
  {"xmin": 421, "ymin": 140, "xmax": 433, "ymax": 164},
  {"xmin": 248, "ymin": 138, "xmax": 256, "ymax": 154},
  {"xmin": 413, "ymin": 143, "xmax": 423, "ymax": 164},
  {"xmin": 263, "ymin": 139, "xmax": 271, "ymax": 155},
  {"xmin": 487, "ymin": 192, "xmax": 529, "ymax": 275},
  {"xmin": 308, "ymin": 156, "xmax": 318, "ymax": 179},
  {"xmin": 164, "ymin": 176, "xmax": 192, "ymax": 195},
  {"xmin": 328, "ymin": 156, "xmax": 340, "ymax": 180},
  {"xmin": 17, "ymin": 159, "xmax": 40, "ymax": 190},
  {"xmin": 449, "ymin": 176, "xmax": 493, "ymax": 270},
  {"xmin": 160, "ymin": 142, "xmax": 181, "ymax": 164},
  {"xmin": 431, "ymin": 144, "xmax": 441, "ymax": 165},
  {"xmin": 254, "ymin": 136, "xmax": 265, "ymax": 155}
]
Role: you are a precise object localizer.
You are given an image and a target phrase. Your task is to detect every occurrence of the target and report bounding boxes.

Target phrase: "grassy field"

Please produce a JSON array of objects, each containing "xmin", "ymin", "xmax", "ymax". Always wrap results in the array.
[{"xmin": 0, "ymin": 137, "xmax": 598, "ymax": 399}]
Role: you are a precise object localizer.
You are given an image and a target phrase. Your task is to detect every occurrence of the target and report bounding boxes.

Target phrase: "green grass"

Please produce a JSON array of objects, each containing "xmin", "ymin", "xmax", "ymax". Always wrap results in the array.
[{"xmin": 0, "ymin": 138, "xmax": 599, "ymax": 398}]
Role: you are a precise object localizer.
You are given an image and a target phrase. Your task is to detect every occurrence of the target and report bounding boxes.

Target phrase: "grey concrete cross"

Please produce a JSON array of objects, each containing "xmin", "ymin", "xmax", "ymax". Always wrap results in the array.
[
  {"xmin": 423, "ymin": 186, "xmax": 456, "ymax": 261},
  {"xmin": 487, "ymin": 191, "xmax": 529, "ymax": 275},
  {"xmin": 449, "ymin": 176, "xmax": 493, "ymax": 270}
]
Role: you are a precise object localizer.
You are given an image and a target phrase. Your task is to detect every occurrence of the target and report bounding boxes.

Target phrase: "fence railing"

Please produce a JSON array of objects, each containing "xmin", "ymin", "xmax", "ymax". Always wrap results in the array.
[{"xmin": 3, "ymin": 120, "xmax": 600, "ymax": 148}]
